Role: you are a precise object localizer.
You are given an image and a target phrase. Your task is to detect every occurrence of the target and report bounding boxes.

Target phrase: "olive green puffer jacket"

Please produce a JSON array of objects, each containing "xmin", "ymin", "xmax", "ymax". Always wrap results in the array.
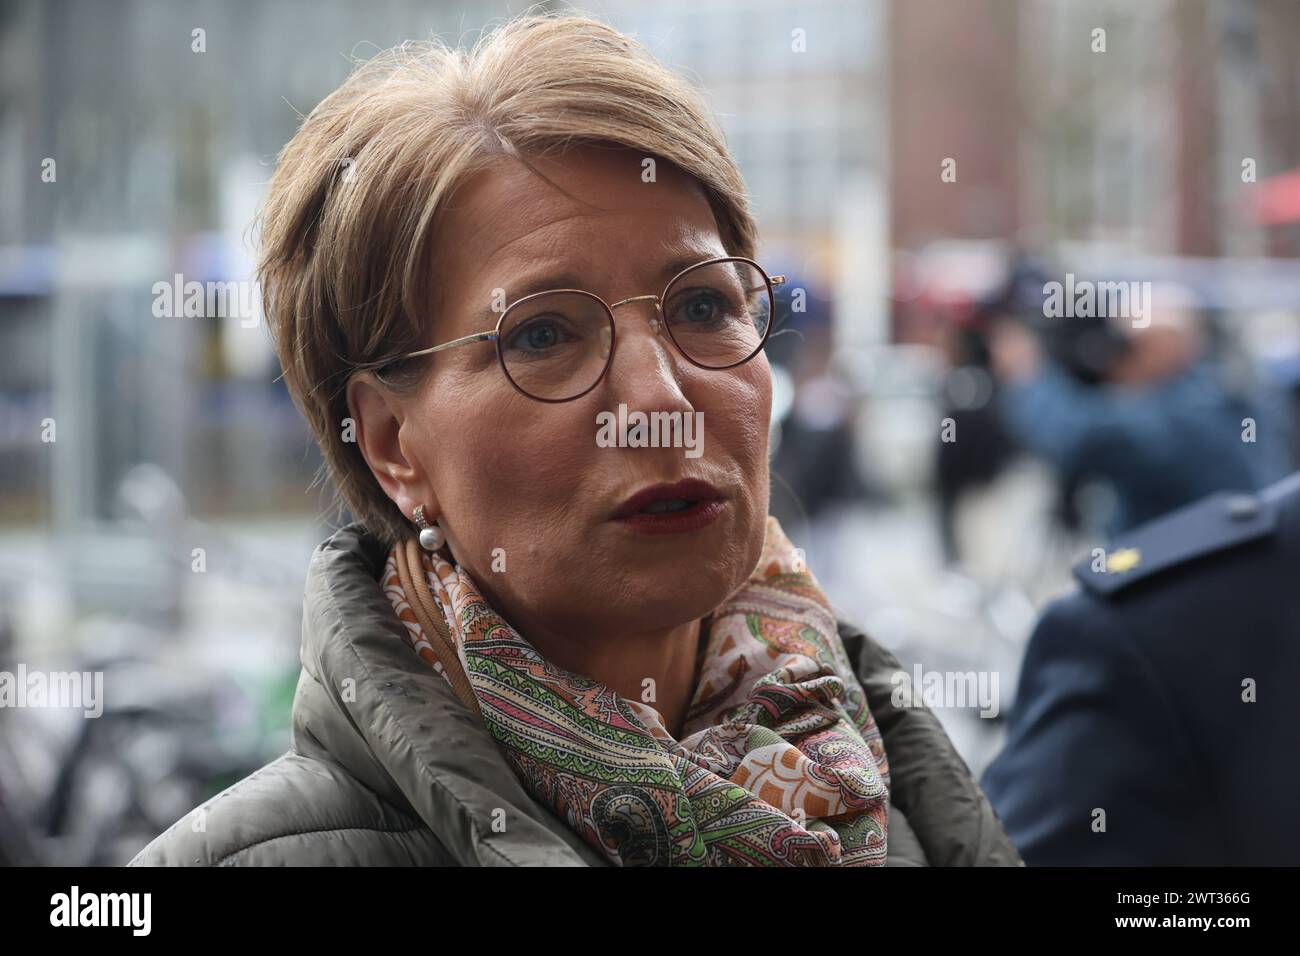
[{"xmin": 128, "ymin": 524, "xmax": 1021, "ymax": 866}]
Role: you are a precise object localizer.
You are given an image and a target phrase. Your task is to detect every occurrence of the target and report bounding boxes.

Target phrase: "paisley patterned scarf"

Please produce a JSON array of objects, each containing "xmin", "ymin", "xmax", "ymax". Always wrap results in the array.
[{"xmin": 380, "ymin": 516, "xmax": 890, "ymax": 866}]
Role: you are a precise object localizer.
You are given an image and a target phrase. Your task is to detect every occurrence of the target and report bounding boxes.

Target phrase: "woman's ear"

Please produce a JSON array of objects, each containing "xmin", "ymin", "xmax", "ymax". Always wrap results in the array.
[{"xmin": 346, "ymin": 372, "xmax": 434, "ymax": 520}]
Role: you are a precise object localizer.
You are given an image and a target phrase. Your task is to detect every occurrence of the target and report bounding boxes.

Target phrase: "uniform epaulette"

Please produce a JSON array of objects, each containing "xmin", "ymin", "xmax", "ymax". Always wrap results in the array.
[{"xmin": 1072, "ymin": 490, "xmax": 1279, "ymax": 598}]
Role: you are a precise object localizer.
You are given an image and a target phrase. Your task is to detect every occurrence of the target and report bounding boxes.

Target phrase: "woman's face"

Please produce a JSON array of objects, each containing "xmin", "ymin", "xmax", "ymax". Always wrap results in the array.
[{"xmin": 355, "ymin": 145, "xmax": 771, "ymax": 640}]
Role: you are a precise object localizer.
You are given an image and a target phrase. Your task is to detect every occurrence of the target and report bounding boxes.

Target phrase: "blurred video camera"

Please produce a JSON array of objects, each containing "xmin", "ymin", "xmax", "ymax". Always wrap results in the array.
[{"xmin": 982, "ymin": 255, "xmax": 1130, "ymax": 386}]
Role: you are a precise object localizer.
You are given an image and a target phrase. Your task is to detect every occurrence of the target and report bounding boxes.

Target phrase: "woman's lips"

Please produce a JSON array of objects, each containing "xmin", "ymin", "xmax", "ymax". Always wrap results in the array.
[
  {"xmin": 611, "ymin": 479, "xmax": 727, "ymax": 535},
  {"xmin": 614, "ymin": 499, "xmax": 726, "ymax": 535}
]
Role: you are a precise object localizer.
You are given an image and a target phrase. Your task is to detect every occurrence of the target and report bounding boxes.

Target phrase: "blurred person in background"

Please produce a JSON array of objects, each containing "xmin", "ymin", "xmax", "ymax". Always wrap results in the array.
[
  {"xmin": 989, "ymin": 282, "xmax": 1293, "ymax": 536},
  {"xmin": 128, "ymin": 13, "xmax": 1018, "ymax": 868},
  {"xmin": 982, "ymin": 468, "xmax": 1300, "ymax": 865},
  {"xmin": 932, "ymin": 294, "xmax": 1025, "ymax": 567},
  {"xmin": 768, "ymin": 276, "xmax": 875, "ymax": 533}
]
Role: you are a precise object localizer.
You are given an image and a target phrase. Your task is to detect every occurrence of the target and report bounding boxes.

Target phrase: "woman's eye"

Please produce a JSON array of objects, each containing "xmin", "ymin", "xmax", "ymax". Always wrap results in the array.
[
  {"xmin": 673, "ymin": 290, "xmax": 729, "ymax": 327},
  {"xmin": 507, "ymin": 316, "xmax": 568, "ymax": 352},
  {"xmin": 686, "ymin": 296, "xmax": 715, "ymax": 322}
]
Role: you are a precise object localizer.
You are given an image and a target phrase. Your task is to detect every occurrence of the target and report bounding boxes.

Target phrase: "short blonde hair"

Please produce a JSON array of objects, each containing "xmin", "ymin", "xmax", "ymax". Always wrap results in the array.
[{"xmin": 258, "ymin": 11, "xmax": 758, "ymax": 546}]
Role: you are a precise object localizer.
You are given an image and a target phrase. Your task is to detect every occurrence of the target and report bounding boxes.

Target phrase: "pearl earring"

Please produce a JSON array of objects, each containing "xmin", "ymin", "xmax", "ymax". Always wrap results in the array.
[{"xmin": 412, "ymin": 505, "xmax": 445, "ymax": 552}]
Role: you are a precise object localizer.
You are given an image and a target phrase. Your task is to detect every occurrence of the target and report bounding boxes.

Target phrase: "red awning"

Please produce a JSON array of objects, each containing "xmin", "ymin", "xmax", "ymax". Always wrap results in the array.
[{"xmin": 1251, "ymin": 167, "xmax": 1300, "ymax": 225}]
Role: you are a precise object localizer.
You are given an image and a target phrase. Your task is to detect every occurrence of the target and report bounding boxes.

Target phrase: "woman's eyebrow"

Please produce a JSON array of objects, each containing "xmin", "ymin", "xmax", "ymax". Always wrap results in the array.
[
  {"xmin": 472, "ymin": 248, "xmax": 724, "ymax": 324},
  {"xmin": 470, "ymin": 271, "xmax": 588, "ymax": 325},
  {"xmin": 659, "ymin": 250, "xmax": 723, "ymax": 280},
  {"xmin": 657, "ymin": 236, "xmax": 727, "ymax": 279}
]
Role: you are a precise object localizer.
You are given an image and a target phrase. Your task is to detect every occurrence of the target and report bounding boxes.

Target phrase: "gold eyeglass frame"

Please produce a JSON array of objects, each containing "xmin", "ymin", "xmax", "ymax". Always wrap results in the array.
[{"xmin": 358, "ymin": 255, "xmax": 785, "ymax": 404}]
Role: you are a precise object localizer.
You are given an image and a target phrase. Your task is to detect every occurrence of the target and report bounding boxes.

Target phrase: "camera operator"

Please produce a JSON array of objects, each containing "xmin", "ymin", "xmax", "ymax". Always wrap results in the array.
[{"xmin": 989, "ymin": 283, "xmax": 1292, "ymax": 535}]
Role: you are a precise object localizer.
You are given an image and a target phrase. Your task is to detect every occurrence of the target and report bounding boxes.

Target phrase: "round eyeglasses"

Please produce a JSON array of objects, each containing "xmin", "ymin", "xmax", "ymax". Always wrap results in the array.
[{"xmin": 362, "ymin": 257, "xmax": 784, "ymax": 403}]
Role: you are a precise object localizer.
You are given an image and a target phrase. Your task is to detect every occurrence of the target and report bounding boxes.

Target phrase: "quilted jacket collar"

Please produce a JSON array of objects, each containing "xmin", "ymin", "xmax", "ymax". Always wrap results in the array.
[{"xmin": 295, "ymin": 523, "xmax": 606, "ymax": 865}]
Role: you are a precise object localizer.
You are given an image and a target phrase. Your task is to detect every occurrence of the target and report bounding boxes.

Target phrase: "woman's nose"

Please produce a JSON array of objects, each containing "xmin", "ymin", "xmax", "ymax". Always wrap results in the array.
[{"xmin": 605, "ymin": 300, "xmax": 693, "ymax": 409}]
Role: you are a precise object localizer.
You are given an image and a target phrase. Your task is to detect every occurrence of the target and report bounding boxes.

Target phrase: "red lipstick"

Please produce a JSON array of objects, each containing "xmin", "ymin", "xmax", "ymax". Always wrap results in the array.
[{"xmin": 611, "ymin": 479, "xmax": 727, "ymax": 535}]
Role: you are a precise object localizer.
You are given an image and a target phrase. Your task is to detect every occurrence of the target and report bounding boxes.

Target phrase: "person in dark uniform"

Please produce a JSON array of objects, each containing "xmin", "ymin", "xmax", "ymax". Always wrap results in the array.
[{"xmin": 981, "ymin": 470, "xmax": 1300, "ymax": 865}]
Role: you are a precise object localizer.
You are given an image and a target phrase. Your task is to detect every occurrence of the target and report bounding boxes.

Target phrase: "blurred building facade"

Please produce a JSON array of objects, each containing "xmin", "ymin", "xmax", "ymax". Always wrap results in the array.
[{"xmin": 891, "ymin": 0, "xmax": 1300, "ymax": 343}]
